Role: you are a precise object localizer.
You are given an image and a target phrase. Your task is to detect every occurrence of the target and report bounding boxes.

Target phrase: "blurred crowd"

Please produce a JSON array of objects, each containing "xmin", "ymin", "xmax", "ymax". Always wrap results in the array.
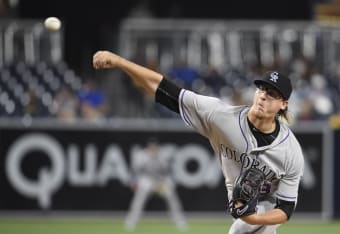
[
  {"xmin": 1, "ymin": 18, "xmax": 340, "ymax": 127},
  {"xmin": 1, "ymin": 55, "xmax": 340, "ymax": 127},
  {"xmin": 117, "ymin": 54, "xmax": 340, "ymax": 126},
  {"xmin": 0, "ymin": 61, "xmax": 108, "ymax": 122}
]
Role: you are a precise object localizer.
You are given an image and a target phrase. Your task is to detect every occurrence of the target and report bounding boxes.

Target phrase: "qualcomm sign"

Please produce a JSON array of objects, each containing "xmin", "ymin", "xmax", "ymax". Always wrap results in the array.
[{"xmin": 5, "ymin": 133, "xmax": 222, "ymax": 209}]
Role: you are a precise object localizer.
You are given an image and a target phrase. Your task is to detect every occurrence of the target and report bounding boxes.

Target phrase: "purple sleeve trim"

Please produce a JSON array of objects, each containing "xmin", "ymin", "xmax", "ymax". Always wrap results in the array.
[
  {"xmin": 179, "ymin": 90, "xmax": 192, "ymax": 126},
  {"xmin": 276, "ymin": 193, "xmax": 297, "ymax": 200}
]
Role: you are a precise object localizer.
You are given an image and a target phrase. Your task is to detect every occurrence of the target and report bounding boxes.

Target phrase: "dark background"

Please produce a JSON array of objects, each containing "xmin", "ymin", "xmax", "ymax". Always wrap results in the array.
[
  {"xmin": 334, "ymin": 130, "xmax": 340, "ymax": 218},
  {"xmin": 0, "ymin": 127, "xmax": 324, "ymax": 213},
  {"xmin": 9, "ymin": 0, "xmax": 315, "ymax": 75}
]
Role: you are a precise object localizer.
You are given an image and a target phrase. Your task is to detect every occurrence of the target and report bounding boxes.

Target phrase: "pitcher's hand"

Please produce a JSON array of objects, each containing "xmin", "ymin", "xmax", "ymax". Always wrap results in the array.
[{"xmin": 93, "ymin": 51, "xmax": 122, "ymax": 69}]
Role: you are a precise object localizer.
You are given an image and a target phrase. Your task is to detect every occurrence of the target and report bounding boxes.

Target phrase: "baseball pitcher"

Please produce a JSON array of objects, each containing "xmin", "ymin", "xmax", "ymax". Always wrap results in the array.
[{"xmin": 93, "ymin": 51, "xmax": 304, "ymax": 234}]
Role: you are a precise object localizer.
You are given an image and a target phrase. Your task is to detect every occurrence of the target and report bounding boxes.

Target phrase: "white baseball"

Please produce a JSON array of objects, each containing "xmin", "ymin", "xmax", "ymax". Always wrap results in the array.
[{"xmin": 44, "ymin": 17, "xmax": 61, "ymax": 31}]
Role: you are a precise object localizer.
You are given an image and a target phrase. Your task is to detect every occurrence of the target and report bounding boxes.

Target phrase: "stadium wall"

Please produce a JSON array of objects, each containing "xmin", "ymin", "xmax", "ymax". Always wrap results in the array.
[{"xmin": 0, "ymin": 119, "xmax": 334, "ymax": 220}]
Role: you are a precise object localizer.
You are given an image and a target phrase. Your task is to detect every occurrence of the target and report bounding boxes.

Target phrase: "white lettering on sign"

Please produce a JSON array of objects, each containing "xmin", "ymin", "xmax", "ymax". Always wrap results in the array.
[
  {"xmin": 5, "ymin": 133, "xmax": 221, "ymax": 209},
  {"xmin": 6, "ymin": 134, "xmax": 65, "ymax": 209}
]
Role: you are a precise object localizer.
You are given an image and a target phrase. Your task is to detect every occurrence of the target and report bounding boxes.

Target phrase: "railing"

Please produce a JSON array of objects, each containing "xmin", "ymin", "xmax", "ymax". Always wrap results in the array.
[
  {"xmin": 0, "ymin": 19, "xmax": 63, "ymax": 66},
  {"xmin": 119, "ymin": 19, "xmax": 340, "ymax": 72},
  {"xmin": 118, "ymin": 19, "xmax": 340, "ymax": 120}
]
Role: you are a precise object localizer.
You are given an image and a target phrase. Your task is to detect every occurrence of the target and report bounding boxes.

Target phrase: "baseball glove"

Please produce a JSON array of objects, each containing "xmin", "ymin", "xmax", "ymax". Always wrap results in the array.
[{"xmin": 229, "ymin": 168, "xmax": 265, "ymax": 219}]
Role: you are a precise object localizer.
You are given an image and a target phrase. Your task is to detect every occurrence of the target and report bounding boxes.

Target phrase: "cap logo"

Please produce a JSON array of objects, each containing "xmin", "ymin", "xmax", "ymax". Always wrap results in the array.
[{"xmin": 269, "ymin": 72, "xmax": 279, "ymax": 83}]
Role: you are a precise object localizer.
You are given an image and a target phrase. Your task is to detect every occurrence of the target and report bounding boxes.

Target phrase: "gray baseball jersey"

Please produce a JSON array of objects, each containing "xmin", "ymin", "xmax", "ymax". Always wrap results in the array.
[{"xmin": 178, "ymin": 89, "xmax": 304, "ymax": 203}]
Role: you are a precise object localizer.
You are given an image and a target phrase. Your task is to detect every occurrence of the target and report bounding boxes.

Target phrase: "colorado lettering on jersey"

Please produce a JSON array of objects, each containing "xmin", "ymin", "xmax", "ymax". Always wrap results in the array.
[{"xmin": 220, "ymin": 144, "xmax": 277, "ymax": 182}]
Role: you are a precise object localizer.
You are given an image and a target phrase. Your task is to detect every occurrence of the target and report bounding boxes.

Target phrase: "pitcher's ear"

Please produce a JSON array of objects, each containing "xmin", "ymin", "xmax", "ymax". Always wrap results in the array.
[{"xmin": 281, "ymin": 100, "xmax": 288, "ymax": 111}]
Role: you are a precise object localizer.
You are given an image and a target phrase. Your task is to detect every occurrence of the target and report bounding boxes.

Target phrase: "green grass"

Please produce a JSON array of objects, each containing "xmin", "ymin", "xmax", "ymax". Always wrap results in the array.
[{"xmin": 0, "ymin": 219, "xmax": 339, "ymax": 234}]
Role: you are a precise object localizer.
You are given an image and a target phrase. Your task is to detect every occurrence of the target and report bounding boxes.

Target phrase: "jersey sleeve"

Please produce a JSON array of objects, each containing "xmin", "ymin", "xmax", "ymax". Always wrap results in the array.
[
  {"xmin": 275, "ymin": 145, "xmax": 304, "ymax": 202},
  {"xmin": 178, "ymin": 89, "xmax": 221, "ymax": 137}
]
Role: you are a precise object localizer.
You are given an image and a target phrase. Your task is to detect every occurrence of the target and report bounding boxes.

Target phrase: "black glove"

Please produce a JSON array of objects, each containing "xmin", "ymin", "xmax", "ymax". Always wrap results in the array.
[{"xmin": 229, "ymin": 168, "xmax": 265, "ymax": 219}]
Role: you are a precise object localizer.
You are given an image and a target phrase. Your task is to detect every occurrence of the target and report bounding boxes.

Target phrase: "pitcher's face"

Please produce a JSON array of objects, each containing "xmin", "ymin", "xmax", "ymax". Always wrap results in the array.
[{"xmin": 251, "ymin": 84, "xmax": 287, "ymax": 119}]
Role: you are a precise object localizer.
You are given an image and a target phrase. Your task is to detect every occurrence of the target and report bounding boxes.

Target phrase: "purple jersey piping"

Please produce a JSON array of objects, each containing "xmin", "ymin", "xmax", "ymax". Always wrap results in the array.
[
  {"xmin": 238, "ymin": 107, "xmax": 249, "ymax": 153},
  {"xmin": 273, "ymin": 127, "xmax": 291, "ymax": 147}
]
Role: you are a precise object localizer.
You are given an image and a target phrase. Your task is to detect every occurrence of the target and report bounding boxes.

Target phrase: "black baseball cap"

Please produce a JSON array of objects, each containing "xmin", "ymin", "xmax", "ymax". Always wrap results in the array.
[{"xmin": 254, "ymin": 71, "xmax": 292, "ymax": 100}]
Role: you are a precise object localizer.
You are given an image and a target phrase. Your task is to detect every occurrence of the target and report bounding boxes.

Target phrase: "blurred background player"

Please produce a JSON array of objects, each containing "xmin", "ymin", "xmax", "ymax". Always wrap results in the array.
[{"xmin": 125, "ymin": 138, "xmax": 187, "ymax": 231}]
